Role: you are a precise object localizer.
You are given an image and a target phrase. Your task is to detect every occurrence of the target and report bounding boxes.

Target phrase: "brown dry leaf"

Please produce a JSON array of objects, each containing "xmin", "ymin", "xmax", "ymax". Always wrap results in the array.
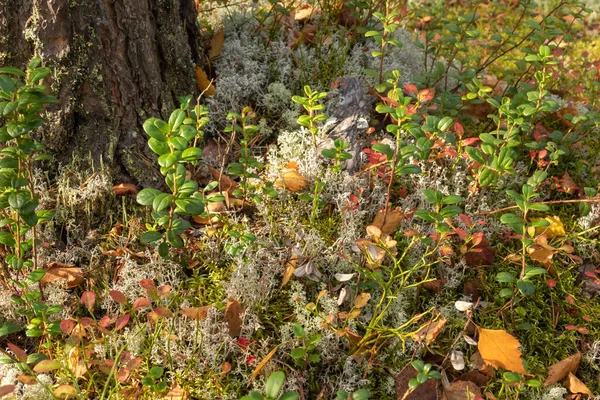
[
  {"xmin": 250, "ymin": 345, "xmax": 279, "ymax": 382},
  {"xmin": 566, "ymin": 372, "xmax": 594, "ymax": 397},
  {"xmin": 413, "ymin": 315, "xmax": 447, "ymax": 344},
  {"xmin": 371, "ymin": 208, "xmax": 404, "ymax": 235},
  {"xmin": 464, "ymin": 234, "xmax": 495, "ymax": 267},
  {"xmin": 281, "ymin": 253, "xmax": 298, "ymax": 288},
  {"xmin": 544, "ymin": 352, "xmax": 581, "ymax": 387},
  {"xmin": 68, "ymin": 347, "xmax": 88, "ymax": 379},
  {"xmin": 40, "ymin": 262, "xmax": 84, "ymax": 289},
  {"xmin": 294, "ymin": 4, "xmax": 316, "ymax": 21},
  {"xmin": 209, "ymin": 167, "xmax": 238, "ymax": 196},
  {"xmin": 470, "ymin": 351, "xmax": 494, "ymax": 376},
  {"xmin": 195, "ymin": 66, "xmax": 215, "ymax": 96},
  {"xmin": 274, "ymin": 166, "xmax": 309, "ymax": 192},
  {"xmin": 224, "ymin": 297, "xmax": 244, "ymax": 337},
  {"xmin": 112, "ymin": 183, "xmax": 137, "ymax": 196},
  {"xmin": 528, "ymin": 235, "xmax": 556, "ymax": 270},
  {"xmin": 395, "ymin": 365, "xmax": 440, "ymax": 400},
  {"xmin": 442, "ymin": 380, "xmax": 482, "ymax": 400},
  {"xmin": 163, "ymin": 382, "xmax": 188, "ymax": 400},
  {"xmin": 534, "ymin": 216, "xmax": 566, "ymax": 238},
  {"xmin": 179, "ymin": 306, "xmax": 212, "ymax": 320},
  {"xmin": 209, "ymin": 28, "xmax": 225, "ymax": 61},
  {"xmin": 477, "ymin": 327, "xmax": 528, "ymax": 375},
  {"xmin": 17, "ymin": 374, "xmax": 38, "ymax": 385},
  {"xmin": 291, "ymin": 24, "xmax": 317, "ymax": 47}
]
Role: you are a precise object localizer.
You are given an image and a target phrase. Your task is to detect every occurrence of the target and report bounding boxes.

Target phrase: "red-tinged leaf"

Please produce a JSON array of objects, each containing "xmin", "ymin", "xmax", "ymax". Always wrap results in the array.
[
  {"xmin": 454, "ymin": 122, "xmax": 464, "ymax": 137},
  {"xmin": 418, "ymin": 88, "xmax": 435, "ymax": 102},
  {"xmin": 154, "ymin": 306, "xmax": 173, "ymax": 318},
  {"xmin": 126, "ymin": 356, "xmax": 143, "ymax": 370},
  {"xmin": 565, "ymin": 295, "xmax": 576, "ymax": 305},
  {"xmin": 404, "ymin": 83, "xmax": 418, "ymax": 94},
  {"xmin": 577, "ymin": 327, "xmax": 589, "ymax": 334},
  {"xmin": 105, "ymin": 359, "xmax": 114, "ymax": 368},
  {"xmin": 0, "ymin": 385, "xmax": 16, "ymax": 397},
  {"xmin": 471, "ymin": 232, "xmax": 484, "ymax": 247},
  {"xmin": 109, "ymin": 290, "xmax": 127, "ymax": 305},
  {"xmin": 7, "ymin": 343, "xmax": 27, "ymax": 362},
  {"xmin": 60, "ymin": 319, "xmax": 75, "ymax": 334},
  {"xmin": 584, "ymin": 271, "xmax": 597, "ymax": 278},
  {"xmin": 133, "ymin": 297, "xmax": 151, "ymax": 311},
  {"xmin": 157, "ymin": 284, "xmax": 171, "ymax": 298},
  {"xmin": 98, "ymin": 315, "xmax": 111, "ymax": 328},
  {"xmin": 459, "ymin": 214, "xmax": 472, "ymax": 228},
  {"xmin": 464, "ymin": 234, "xmax": 494, "ymax": 267},
  {"xmin": 81, "ymin": 291, "xmax": 96, "ymax": 309},
  {"xmin": 139, "ymin": 279, "xmax": 156, "ymax": 290},
  {"xmin": 546, "ymin": 279, "xmax": 557, "ymax": 288},
  {"xmin": 462, "ymin": 138, "xmax": 480, "ymax": 146},
  {"xmin": 33, "ymin": 360, "xmax": 62, "ymax": 373},
  {"xmin": 565, "ymin": 325, "xmax": 577, "ymax": 330},
  {"xmin": 117, "ymin": 367, "xmax": 130, "ymax": 383},
  {"xmin": 115, "ymin": 314, "xmax": 130, "ymax": 331},
  {"xmin": 78, "ymin": 317, "xmax": 95, "ymax": 327},
  {"xmin": 455, "ymin": 228, "xmax": 469, "ymax": 240},
  {"xmin": 53, "ymin": 384, "xmax": 79, "ymax": 398},
  {"xmin": 180, "ymin": 306, "xmax": 212, "ymax": 320}
]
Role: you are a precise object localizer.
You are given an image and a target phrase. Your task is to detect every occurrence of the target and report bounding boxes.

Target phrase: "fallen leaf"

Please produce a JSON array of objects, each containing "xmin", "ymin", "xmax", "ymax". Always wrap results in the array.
[
  {"xmin": 566, "ymin": 372, "xmax": 594, "ymax": 396},
  {"xmin": 7, "ymin": 343, "xmax": 27, "ymax": 362},
  {"xmin": 179, "ymin": 306, "xmax": 212, "ymax": 320},
  {"xmin": 281, "ymin": 253, "xmax": 298, "ymax": 288},
  {"xmin": 224, "ymin": 297, "xmax": 244, "ymax": 337},
  {"xmin": 413, "ymin": 315, "xmax": 447, "ymax": 344},
  {"xmin": 209, "ymin": 167, "xmax": 238, "ymax": 196},
  {"xmin": 450, "ymin": 350, "xmax": 465, "ymax": 371},
  {"xmin": 195, "ymin": 66, "xmax": 215, "ymax": 96},
  {"xmin": 163, "ymin": 382, "xmax": 188, "ymax": 400},
  {"xmin": 274, "ymin": 166, "xmax": 309, "ymax": 192},
  {"xmin": 395, "ymin": 365, "xmax": 440, "ymax": 400},
  {"xmin": 53, "ymin": 384, "xmax": 79, "ymax": 398},
  {"xmin": 371, "ymin": 208, "xmax": 404, "ymax": 235},
  {"xmin": 112, "ymin": 183, "xmax": 137, "ymax": 196},
  {"xmin": 294, "ymin": 4, "xmax": 317, "ymax": 21},
  {"xmin": 353, "ymin": 293, "xmax": 371, "ymax": 308},
  {"xmin": 544, "ymin": 352, "xmax": 581, "ymax": 386},
  {"xmin": 477, "ymin": 327, "xmax": 528, "ymax": 375},
  {"xmin": 470, "ymin": 351, "xmax": 494, "ymax": 376},
  {"xmin": 0, "ymin": 385, "xmax": 16, "ymax": 397},
  {"xmin": 208, "ymin": 28, "xmax": 225, "ymax": 61},
  {"xmin": 17, "ymin": 374, "xmax": 37, "ymax": 385},
  {"xmin": 249, "ymin": 345, "xmax": 279, "ymax": 382},
  {"xmin": 534, "ymin": 216, "xmax": 566, "ymax": 238},
  {"xmin": 68, "ymin": 347, "xmax": 87, "ymax": 379},
  {"xmin": 40, "ymin": 262, "xmax": 84, "ymax": 289},
  {"xmin": 442, "ymin": 380, "xmax": 482, "ymax": 400},
  {"xmin": 459, "ymin": 370, "xmax": 490, "ymax": 386}
]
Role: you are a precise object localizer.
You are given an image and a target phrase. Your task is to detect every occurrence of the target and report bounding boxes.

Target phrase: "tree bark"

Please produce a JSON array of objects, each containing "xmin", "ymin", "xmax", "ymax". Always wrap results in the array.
[{"xmin": 0, "ymin": 0, "xmax": 202, "ymax": 187}]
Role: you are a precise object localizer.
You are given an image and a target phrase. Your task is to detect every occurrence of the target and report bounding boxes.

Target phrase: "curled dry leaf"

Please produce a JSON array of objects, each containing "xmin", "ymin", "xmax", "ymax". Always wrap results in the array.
[
  {"xmin": 455, "ymin": 301, "xmax": 473, "ymax": 312},
  {"xmin": 371, "ymin": 208, "xmax": 404, "ymax": 235},
  {"xmin": 68, "ymin": 347, "xmax": 88, "ymax": 379},
  {"xmin": 413, "ymin": 315, "xmax": 447, "ymax": 344},
  {"xmin": 477, "ymin": 327, "xmax": 528, "ymax": 375},
  {"xmin": 209, "ymin": 28, "xmax": 225, "ymax": 61},
  {"xmin": 179, "ymin": 306, "xmax": 212, "ymax": 320},
  {"xmin": 163, "ymin": 381, "xmax": 189, "ymax": 400},
  {"xmin": 274, "ymin": 163, "xmax": 309, "ymax": 192},
  {"xmin": 40, "ymin": 262, "xmax": 84, "ymax": 289},
  {"xmin": 281, "ymin": 253, "xmax": 298, "ymax": 288},
  {"xmin": 112, "ymin": 183, "xmax": 137, "ymax": 196},
  {"xmin": 224, "ymin": 297, "xmax": 244, "ymax": 337},
  {"xmin": 450, "ymin": 350, "xmax": 465, "ymax": 371},
  {"xmin": 566, "ymin": 372, "xmax": 594, "ymax": 396},
  {"xmin": 334, "ymin": 273, "xmax": 355, "ymax": 282},
  {"xmin": 195, "ymin": 66, "xmax": 215, "ymax": 96},
  {"xmin": 544, "ymin": 352, "xmax": 581, "ymax": 387},
  {"xmin": 294, "ymin": 4, "xmax": 317, "ymax": 21},
  {"xmin": 209, "ymin": 166, "xmax": 238, "ymax": 196}
]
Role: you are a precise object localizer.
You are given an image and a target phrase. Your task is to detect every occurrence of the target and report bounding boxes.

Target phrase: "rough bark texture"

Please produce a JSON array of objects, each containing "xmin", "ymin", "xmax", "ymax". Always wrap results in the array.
[{"xmin": 0, "ymin": 0, "xmax": 202, "ymax": 187}]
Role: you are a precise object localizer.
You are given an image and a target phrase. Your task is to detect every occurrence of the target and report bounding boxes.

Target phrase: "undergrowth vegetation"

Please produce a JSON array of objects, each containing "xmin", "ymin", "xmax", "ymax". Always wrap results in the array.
[{"xmin": 1, "ymin": 0, "xmax": 600, "ymax": 399}]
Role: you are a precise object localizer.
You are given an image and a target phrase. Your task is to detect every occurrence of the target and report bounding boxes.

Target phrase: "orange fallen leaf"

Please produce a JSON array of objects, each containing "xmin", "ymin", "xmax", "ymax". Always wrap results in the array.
[
  {"xmin": 566, "ymin": 372, "xmax": 594, "ymax": 396},
  {"xmin": 224, "ymin": 297, "xmax": 244, "ymax": 337},
  {"xmin": 544, "ymin": 352, "xmax": 581, "ymax": 387},
  {"xmin": 112, "ymin": 183, "xmax": 138, "ymax": 196},
  {"xmin": 195, "ymin": 66, "xmax": 215, "ymax": 96},
  {"xmin": 371, "ymin": 208, "xmax": 404, "ymax": 235},
  {"xmin": 179, "ymin": 306, "xmax": 212, "ymax": 320},
  {"xmin": 274, "ymin": 165, "xmax": 309, "ymax": 192},
  {"xmin": 477, "ymin": 327, "xmax": 528, "ymax": 375},
  {"xmin": 40, "ymin": 262, "xmax": 84, "ymax": 289},
  {"xmin": 413, "ymin": 314, "xmax": 447, "ymax": 344}
]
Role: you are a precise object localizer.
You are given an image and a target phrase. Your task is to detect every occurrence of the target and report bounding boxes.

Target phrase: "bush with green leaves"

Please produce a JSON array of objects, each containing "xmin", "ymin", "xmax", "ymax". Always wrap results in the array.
[
  {"xmin": 136, "ymin": 96, "xmax": 211, "ymax": 256},
  {"xmin": 0, "ymin": 59, "xmax": 61, "ymax": 339},
  {"xmin": 292, "ymin": 85, "xmax": 327, "ymax": 148}
]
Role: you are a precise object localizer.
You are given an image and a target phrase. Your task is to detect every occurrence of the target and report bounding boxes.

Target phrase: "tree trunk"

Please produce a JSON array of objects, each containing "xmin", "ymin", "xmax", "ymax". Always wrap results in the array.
[{"xmin": 0, "ymin": 0, "xmax": 202, "ymax": 188}]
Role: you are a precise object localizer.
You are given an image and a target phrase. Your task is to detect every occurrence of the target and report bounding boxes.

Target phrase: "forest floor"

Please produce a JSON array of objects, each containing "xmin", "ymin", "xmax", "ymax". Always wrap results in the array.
[{"xmin": 1, "ymin": 0, "xmax": 600, "ymax": 399}]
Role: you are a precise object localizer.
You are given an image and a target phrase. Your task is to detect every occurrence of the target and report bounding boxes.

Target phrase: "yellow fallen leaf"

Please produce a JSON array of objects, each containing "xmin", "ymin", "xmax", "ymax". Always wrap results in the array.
[
  {"xmin": 534, "ymin": 216, "xmax": 565, "ymax": 238},
  {"xmin": 274, "ymin": 164, "xmax": 309, "ymax": 192},
  {"xmin": 544, "ymin": 352, "xmax": 581, "ymax": 387},
  {"xmin": 195, "ymin": 66, "xmax": 215, "ymax": 96},
  {"xmin": 477, "ymin": 327, "xmax": 528, "ymax": 375},
  {"xmin": 566, "ymin": 372, "xmax": 594, "ymax": 396},
  {"xmin": 281, "ymin": 253, "xmax": 298, "ymax": 288}
]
